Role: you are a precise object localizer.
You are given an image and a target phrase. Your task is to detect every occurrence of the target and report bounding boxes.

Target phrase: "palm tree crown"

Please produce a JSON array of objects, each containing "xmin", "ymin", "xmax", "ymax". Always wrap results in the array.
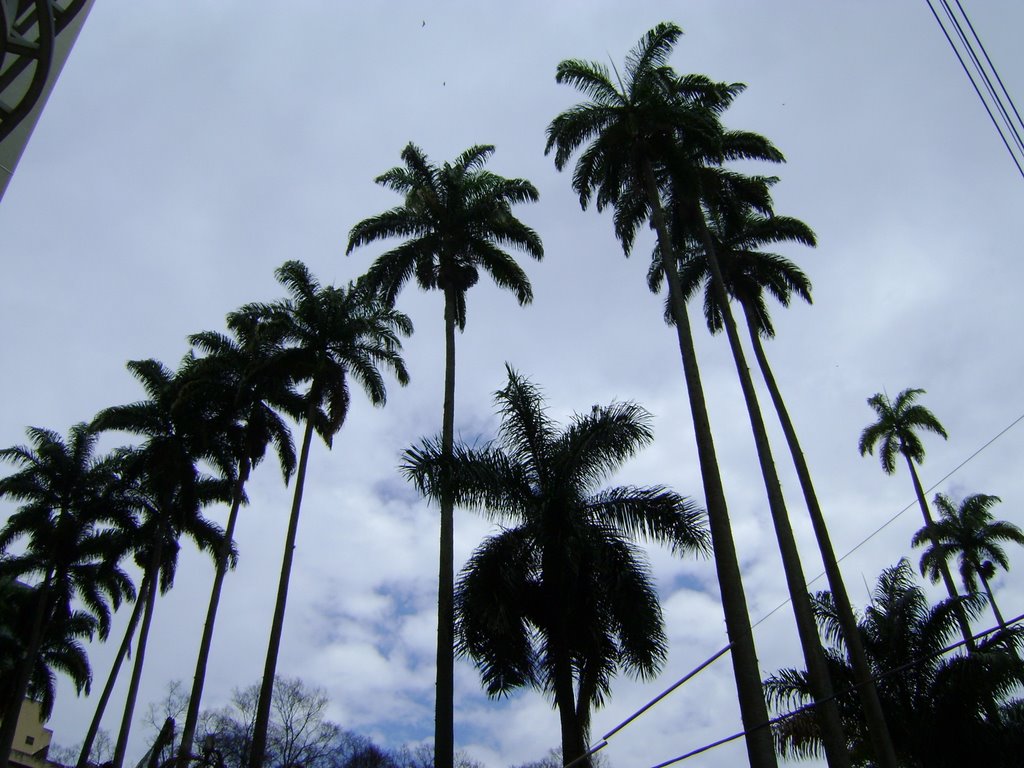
[
  {"xmin": 858, "ymin": 388, "xmax": 948, "ymax": 474},
  {"xmin": 403, "ymin": 367, "xmax": 708, "ymax": 767},
  {"xmin": 346, "ymin": 142, "xmax": 543, "ymax": 328}
]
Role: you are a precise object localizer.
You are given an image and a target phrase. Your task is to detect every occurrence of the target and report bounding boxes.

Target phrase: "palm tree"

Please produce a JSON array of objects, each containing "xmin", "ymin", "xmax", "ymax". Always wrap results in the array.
[
  {"xmin": 765, "ymin": 560, "xmax": 1024, "ymax": 767},
  {"xmin": 858, "ymin": 389, "xmax": 974, "ymax": 648},
  {"xmin": 0, "ymin": 578, "xmax": 96, "ymax": 725},
  {"xmin": 913, "ymin": 493, "xmax": 1024, "ymax": 630},
  {"xmin": 93, "ymin": 359, "xmax": 232, "ymax": 768},
  {"xmin": 346, "ymin": 143, "xmax": 542, "ymax": 768},
  {"xmin": 246, "ymin": 262, "xmax": 411, "ymax": 768},
  {"xmin": 174, "ymin": 309, "xmax": 299, "ymax": 768},
  {"xmin": 404, "ymin": 367, "xmax": 709, "ymax": 767},
  {"xmin": 656, "ymin": 202, "xmax": 897, "ymax": 766},
  {"xmin": 545, "ymin": 22, "xmax": 781, "ymax": 767},
  {"xmin": 0, "ymin": 424, "xmax": 136, "ymax": 767}
]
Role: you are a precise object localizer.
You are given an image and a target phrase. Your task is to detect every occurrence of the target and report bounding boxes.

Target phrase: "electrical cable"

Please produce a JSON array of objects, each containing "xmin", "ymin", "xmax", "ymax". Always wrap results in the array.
[
  {"xmin": 924, "ymin": 0, "xmax": 1024, "ymax": 180},
  {"xmin": 937, "ymin": 0, "xmax": 1024, "ymax": 157}
]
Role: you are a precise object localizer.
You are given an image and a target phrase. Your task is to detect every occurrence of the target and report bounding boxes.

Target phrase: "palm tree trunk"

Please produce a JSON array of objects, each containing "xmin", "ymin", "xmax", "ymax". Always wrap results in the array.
[
  {"xmin": 0, "ymin": 573, "xmax": 52, "ymax": 768},
  {"xmin": 77, "ymin": 575, "xmax": 150, "ymax": 768},
  {"xmin": 434, "ymin": 286, "xmax": 457, "ymax": 768},
  {"xmin": 113, "ymin": 544, "xmax": 163, "ymax": 768},
  {"xmin": 904, "ymin": 456, "xmax": 975, "ymax": 649},
  {"xmin": 178, "ymin": 461, "xmax": 251, "ymax": 768},
  {"xmin": 744, "ymin": 305, "xmax": 898, "ymax": 768},
  {"xmin": 693, "ymin": 217, "xmax": 849, "ymax": 768},
  {"xmin": 249, "ymin": 411, "xmax": 315, "ymax": 768},
  {"xmin": 977, "ymin": 567, "xmax": 1006, "ymax": 630},
  {"xmin": 639, "ymin": 161, "xmax": 778, "ymax": 768}
]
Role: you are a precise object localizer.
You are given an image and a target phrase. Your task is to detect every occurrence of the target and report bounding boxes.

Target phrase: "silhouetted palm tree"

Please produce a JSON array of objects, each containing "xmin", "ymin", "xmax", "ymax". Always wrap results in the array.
[
  {"xmin": 0, "ymin": 424, "xmax": 136, "ymax": 767},
  {"xmin": 404, "ymin": 368, "xmax": 708, "ymax": 767},
  {"xmin": 765, "ymin": 560, "xmax": 1024, "ymax": 767},
  {"xmin": 347, "ymin": 143, "xmax": 541, "ymax": 768},
  {"xmin": 246, "ymin": 262, "xmax": 411, "ymax": 768},
  {"xmin": 0, "ymin": 578, "xmax": 96, "ymax": 724},
  {"xmin": 913, "ymin": 493, "xmax": 1024, "ymax": 630},
  {"xmin": 858, "ymin": 389, "xmax": 974, "ymax": 648},
  {"xmin": 175, "ymin": 309, "xmax": 299, "ymax": 768},
  {"xmin": 657, "ymin": 201, "xmax": 896, "ymax": 766},
  {"xmin": 545, "ymin": 22, "xmax": 781, "ymax": 766},
  {"xmin": 93, "ymin": 359, "xmax": 231, "ymax": 768}
]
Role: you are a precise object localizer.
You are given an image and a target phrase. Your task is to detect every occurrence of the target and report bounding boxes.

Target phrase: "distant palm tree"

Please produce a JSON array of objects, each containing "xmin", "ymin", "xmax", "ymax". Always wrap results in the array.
[
  {"xmin": 546, "ymin": 22, "xmax": 780, "ymax": 767},
  {"xmin": 404, "ymin": 368, "xmax": 708, "ymax": 767},
  {"xmin": 657, "ymin": 201, "xmax": 897, "ymax": 766},
  {"xmin": 913, "ymin": 493, "xmax": 1024, "ymax": 630},
  {"xmin": 0, "ymin": 424, "xmax": 136, "ymax": 767},
  {"xmin": 347, "ymin": 143, "xmax": 542, "ymax": 768},
  {"xmin": 93, "ymin": 359, "xmax": 231, "ymax": 768},
  {"xmin": 858, "ymin": 389, "xmax": 974, "ymax": 648},
  {"xmin": 175, "ymin": 309, "xmax": 299, "ymax": 768},
  {"xmin": 246, "ymin": 262, "xmax": 411, "ymax": 768},
  {"xmin": 765, "ymin": 559, "xmax": 1024, "ymax": 767}
]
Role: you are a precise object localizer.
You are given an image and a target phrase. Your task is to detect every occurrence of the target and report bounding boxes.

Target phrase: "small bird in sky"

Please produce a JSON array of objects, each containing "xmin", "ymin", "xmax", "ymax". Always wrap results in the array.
[{"xmin": 422, "ymin": 20, "xmax": 426, "ymax": 27}]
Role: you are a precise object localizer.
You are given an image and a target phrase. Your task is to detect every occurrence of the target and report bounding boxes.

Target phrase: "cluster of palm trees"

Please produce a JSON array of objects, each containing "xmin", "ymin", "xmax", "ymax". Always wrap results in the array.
[
  {"xmin": 0, "ymin": 262, "xmax": 411, "ymax": 768},
  {"xmin": 762, "ymin": 388, "xmax": 1024, "ymax": 765},
  {"xmin": 1, "ymin": 18, "xmax": 1019, "ymax": 768}
]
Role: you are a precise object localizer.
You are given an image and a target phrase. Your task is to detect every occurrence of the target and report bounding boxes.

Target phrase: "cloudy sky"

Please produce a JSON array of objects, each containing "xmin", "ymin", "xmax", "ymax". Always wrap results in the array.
[{"xmin": 3, "ymin": 2, "xmax": 1024, "ymax": 767}]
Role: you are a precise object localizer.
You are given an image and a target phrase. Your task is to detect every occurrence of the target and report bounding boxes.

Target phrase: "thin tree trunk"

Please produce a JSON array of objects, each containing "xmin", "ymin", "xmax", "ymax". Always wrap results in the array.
[
  {"xmin": 249, "ymin": 412, "xmax": 315, "ymax": 768},
  {"xmin": 904, "ymin": 456, "xmax": 975, "ymax": 649},
  {"xmin": 693, "ymin": 218, "xmax": 849, "ymax": 768},
  {"xmin": 977, "ymin": 568, "xmax": 1005, "ymax": 630},
  {"xmin": 434, "ymin": 287, "xmax": 457, "ymax": 768},
  {"xmin": 77, "ymin": 574, "xmax": 150, "ymax": 768},
  {"xmin": 113, "ymin": 544, "xmax": 163, "ymax": 768},
  {"xmin": 178, "ymin": 461, "xmax": 251, "ymax": 768},
  {"xmin": 640, "ymin": 161, "xmax": 778, "ymax": 768},
  {"xmin": 0, "ymin": 573, "xmax": 52, "ymax": 768},
  {"xmin": 744, "ymin": 306, "xmax": 898, "ymax": 768}
]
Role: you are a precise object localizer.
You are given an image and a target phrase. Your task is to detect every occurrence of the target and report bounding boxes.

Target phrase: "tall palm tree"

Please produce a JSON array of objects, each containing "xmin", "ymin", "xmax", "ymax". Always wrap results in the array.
[
  {"xmin": 913, "ymin": 493, "xmax": 1024, "ymax": 630},
  {"xmin": 246, "ymin": 262, "xmax": 411, "ymax": 768},
  {"xmin": 765, "ymin": 560, "xmax": 1024, "ymax": 767},
  {"xmin": 545, "ymin": 22, "xmax": 781, "ymax": 767},
  {"xmin": 404, "ymin": 368, "xmax": 709, "ymax": 767},
  {"xmin": 346, "ymin": 143, "xmax": 542, "ymax": 768},
  {"xmin": 656, "ymin": 202, "xmax": 897, "ymax": 766},
  {"xmin": 858, "ymin": 389, "xmax": 974, "ymax": 648},
  {"xmin": 174, "ymin": 309, "xmax": 299, "ymax": 768},
  {"xmin": 93, "ymin": 359, "xmax": 232, "ymax": 768},
  {"xmin": 0, "ymin": 424, "xmax": 136, "ymax": 767}
]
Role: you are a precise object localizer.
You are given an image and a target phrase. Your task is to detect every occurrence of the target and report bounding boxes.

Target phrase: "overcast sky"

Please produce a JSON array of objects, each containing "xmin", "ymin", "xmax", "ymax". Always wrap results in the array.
[{"xmin": 3, "ymin": 3, "xmax": 1024, "ymax": 767}]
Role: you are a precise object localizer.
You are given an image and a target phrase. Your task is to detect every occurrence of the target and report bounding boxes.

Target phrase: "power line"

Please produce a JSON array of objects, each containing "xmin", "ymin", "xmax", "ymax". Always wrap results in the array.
[{"xmin": 924, "ymin": 0, "xmax": 1024, "ymax": 180}]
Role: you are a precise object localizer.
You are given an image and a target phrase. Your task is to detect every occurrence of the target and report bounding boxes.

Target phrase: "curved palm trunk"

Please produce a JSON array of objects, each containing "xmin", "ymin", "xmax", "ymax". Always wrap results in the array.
[
  {"xmin": 640, "ymin": 162, "xmax": 778, "ymax": 768},
  {"xmin": 178, "ymin": 462, "xmax": 251, "ymax": 768},
  {"xmin": 694, "ymin": 219, "xmax": 850, "ymax": 768},
  {"xmin": 744, "ymin": 305, "xmax": 898, "ymax": 768},
  {"xmin": 113, "ymin": 543, "xmax": 163, "ymax": 768},
  {"xmin": 904, "ymin": 456, "xmax": 975, "ymax": 649},
  {"xmin": 249, "ymin": 412, "xmax": 315, "ymax": 768},
  {"xmin": 434, "ymin": 287, "xmax": 457, "ymax": 768},
  {"xmin": 977, "ymin": 570, "xmax": 1006, "ymax": 630},
  {"xmin": 77, "ymin": 575, "xmax": 150, "ymax": 768},
  {"xmin": 0, "ymin": 573, "xmax": 52, "ymax": 768}
]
